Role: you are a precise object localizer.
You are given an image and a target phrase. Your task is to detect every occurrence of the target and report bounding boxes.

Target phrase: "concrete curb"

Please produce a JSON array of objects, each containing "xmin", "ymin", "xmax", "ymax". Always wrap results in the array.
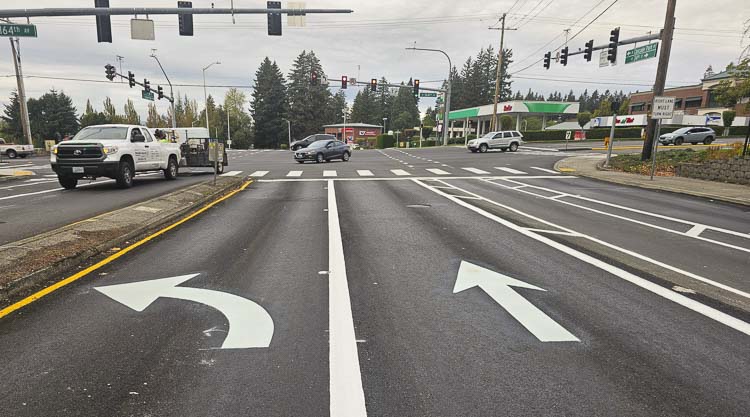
[{"xmin": 0, "ymin": 176, "xmax": 246, "ymax": 305}]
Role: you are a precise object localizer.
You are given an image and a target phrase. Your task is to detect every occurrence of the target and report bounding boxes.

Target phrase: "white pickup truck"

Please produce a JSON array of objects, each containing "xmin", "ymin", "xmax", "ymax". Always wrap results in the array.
[
  {"xmin": 0, "ymin": 138, "xmax": 34, "ymax": 159},
  {"xmin": 51, "ymin": 124, "xmax": 181, "ymax": 189}
]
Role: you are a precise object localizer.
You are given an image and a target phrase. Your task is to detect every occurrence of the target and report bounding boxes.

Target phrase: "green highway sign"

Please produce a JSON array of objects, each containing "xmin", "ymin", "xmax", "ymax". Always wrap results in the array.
[
  {"xmin": 0, "ymin": 24, "xmax": 38, "ymax": 38},
  {"xmin": 142, "ymin": 90, "xmax": 155, "ymax": 101},
  {"xmin": 420, "ymin": 92, "xmax": 437, "ymax": 97},
  {"xmin": 625, "ymin": 43, "xmax": 658, "ymax": 64}
]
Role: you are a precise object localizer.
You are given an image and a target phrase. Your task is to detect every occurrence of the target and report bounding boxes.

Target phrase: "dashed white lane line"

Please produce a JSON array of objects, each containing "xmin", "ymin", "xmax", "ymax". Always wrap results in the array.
[
  {"xmin": 220, "ymin": 171, "xmax": 243, "ymax": 177},
  {"xmin": 461, "ymin": 167, "xmax": 490, "ymax": 175},
  {"xmin": 356, "ymin": 170, "xmax": 374, "ymax": 176},
  {"xmin": 287, "ymin": 170, "xmax": 303, "ymax": 177},
  {"xmin": 390, "ymin": 169, "xmax": 411, "ymax": 176},
  {"xmin": 495, "ymin": 167, "xmax": 528, "ymax": 175},
  {"xmin": 249, "ymin": 170, "xmax": 269, "ymax": 177},
  {"xmin": 530, "ymin": 167, "xmax": 560, "ymax": 174},
  {"xmin": 426, "ymin": 168, "xmax": 451, "ymax": 175},
  {"xmin": 324, "ymin": 170, "xmax": 337, "ymax": 177}
]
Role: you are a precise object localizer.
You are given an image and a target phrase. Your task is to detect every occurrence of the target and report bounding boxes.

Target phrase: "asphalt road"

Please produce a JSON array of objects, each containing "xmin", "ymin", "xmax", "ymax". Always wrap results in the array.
[{"xmin": 1, "ymin": 145, "xmax": 749, "ymax": 416}]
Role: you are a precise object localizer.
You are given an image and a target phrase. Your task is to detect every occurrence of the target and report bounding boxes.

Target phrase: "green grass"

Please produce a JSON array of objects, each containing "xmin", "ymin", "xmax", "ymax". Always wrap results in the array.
[{"xmin": 608, "ymin": 144, "xmax": 747, "ymax": 176}]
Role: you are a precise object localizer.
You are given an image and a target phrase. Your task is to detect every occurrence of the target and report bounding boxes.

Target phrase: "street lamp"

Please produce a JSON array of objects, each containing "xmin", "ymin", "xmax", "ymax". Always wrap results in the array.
[
  {"xmin": 406, "ymin": 46, "xmax": 452, "ymax": 147},
  {"xmin": 382, "ymin": 117, "xmax": 387, "ymax": 134},
  {"xmin": 202, "ymin": 61, "xmax": 221, "ymax": 132},
  {"xmin": 150, "ymin": 51, "xmax": 177, "ymax": 129},
  {"xmin": 283, "ymin": 118, "xmax": 291, "ymax": 149}
]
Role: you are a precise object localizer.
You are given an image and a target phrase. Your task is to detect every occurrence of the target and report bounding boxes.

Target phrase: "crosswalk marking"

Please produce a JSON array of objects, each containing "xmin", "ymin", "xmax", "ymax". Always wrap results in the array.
[
  {"xmin": 287, "ymin": 170, "xmax": 303, "ymax": 177},
  {"xmin": 495, "ymin": 167, "xmax": 527, "ymax": 175},
  {"xmin": 323, "ymin": 170, "xmax": 337, "ymax": 177},
  {"xmin": 249, "ymin": 170, "xmax": 269, "ymax": 177},
  {"xmin": 462, "ymin": 167, "xmax": 490, "ymax": 175},
  {"xmin": 220, "ymin": 171, "xmax": 243, "ymax": 177},
  {"xmin": 530, "ymin": 167, "xmax": 559, "ymax": 174},
  {"xmin": 357, "ymin": 170, "xmax": 374, "ymax": 176},
  {"xmin": 426, "ymin": 168, "xmax": 450, "ymax": 175},
  {"xmin": 391, "ymin": 169, "xmax": 411, "ymax": 176}
]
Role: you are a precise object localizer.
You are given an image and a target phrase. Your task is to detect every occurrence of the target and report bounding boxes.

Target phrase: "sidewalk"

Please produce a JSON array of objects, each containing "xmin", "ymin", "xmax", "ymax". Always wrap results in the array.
[{"xmin": 555, "ymin": 155, "xmax": 750, "ymax": 206}]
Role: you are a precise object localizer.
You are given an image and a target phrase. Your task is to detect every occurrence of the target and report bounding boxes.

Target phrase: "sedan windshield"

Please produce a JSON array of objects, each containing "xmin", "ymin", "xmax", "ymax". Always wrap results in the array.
[
  {"xmin": 72, "ymin": 126, "xmax": 128, "ymax": 141},
  {"xmin": 308, "ymin": 140, "xmax": 330, "ymax": 148}
]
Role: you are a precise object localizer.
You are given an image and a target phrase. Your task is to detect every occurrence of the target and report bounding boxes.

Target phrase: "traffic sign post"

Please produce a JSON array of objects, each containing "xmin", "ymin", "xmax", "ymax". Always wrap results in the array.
[
  {"xmin": 0, "ymin": 24, "xmax": 37, "ymax": 37},
  {"xmin": 419, "ymin": 92, "xmax": 437, "ymax": 97},
  {"xmin": 625, "ymin": 43, "xmax": 658, "ymax": 64},
  {"xmin": 142, "ymin": 90, "xmax": 155, "ymax": 101},
  {"xmin": 650, "ymin": 96, "xmax": 675, "ymax": 180}
]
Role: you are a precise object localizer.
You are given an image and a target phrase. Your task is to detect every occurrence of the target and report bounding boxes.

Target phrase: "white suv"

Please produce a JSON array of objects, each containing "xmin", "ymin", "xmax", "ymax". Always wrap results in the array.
[{"xmin": 467, "ymin": 130, "xmax": 524, "ymax": 153}]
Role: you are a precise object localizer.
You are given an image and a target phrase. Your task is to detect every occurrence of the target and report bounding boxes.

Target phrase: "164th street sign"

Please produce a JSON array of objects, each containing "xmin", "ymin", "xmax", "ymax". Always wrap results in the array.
[
  {"xmin": 142, "ymin": 90, "xmax": 155, "ymax": 101},
  {"xmin": 0, "ymin": 24, "xmax": 38, "ymax": 37},
  {"xmin": 625, "ymin": 43, "xmax": 658, "ymax": 64}
]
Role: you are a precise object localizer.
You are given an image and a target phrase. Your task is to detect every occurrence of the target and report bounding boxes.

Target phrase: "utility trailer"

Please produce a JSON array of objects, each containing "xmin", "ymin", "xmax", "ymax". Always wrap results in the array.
[{"xmin": 150, "ymin": 127, "xmax": 228, "ymax": 174}]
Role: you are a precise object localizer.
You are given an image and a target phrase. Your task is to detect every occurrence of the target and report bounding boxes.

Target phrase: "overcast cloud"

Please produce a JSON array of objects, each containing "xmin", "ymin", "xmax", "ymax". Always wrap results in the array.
[{"xmin": 1, "ymin": 0, "xmax": 748, "ymax": 120}]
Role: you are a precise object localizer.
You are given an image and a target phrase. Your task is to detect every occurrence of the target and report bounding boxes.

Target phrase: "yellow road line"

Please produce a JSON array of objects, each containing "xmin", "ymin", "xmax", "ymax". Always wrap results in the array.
[{"xmin": 0, "ymin": 179, "xmax": 253, "ymax": 319}]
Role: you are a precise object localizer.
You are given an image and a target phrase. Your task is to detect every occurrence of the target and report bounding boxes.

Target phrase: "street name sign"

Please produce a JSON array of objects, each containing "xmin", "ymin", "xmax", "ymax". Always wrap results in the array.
[
  {"xmin": 142, "ymin": 90, "xmax": 155, "ymax": 101},
  {"xmin": 0, "ymin": 24, "xmax": 37, "ymax": 37},
  {"xmin": 652, "ymin": 96, "xmax": 675, "ymax": 119},
  {"xmin": 625, "ymin": 43, "xmax": 658, "ymax": 64},
  {"xmin": 419, "ymin": 92, "xmax": 437, "ymax": 97}
]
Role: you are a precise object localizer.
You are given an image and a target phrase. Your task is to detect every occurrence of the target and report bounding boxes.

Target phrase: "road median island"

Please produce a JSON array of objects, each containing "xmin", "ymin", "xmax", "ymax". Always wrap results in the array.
[{"xmin": 0, "ymin": 176, "xmax": 247, "ymax": 307}]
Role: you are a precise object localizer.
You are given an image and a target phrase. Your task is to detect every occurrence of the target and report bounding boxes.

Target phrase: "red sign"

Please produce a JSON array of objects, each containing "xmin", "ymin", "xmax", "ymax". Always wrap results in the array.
[
  {"xmin": 341, "ymin": 127, "xmax": 354, "ymax": 133},
  {"xmin": 503, "ymin": 104, "xmax": 513, "ymax": 112},
  {"xmin": 616, "ymin": 117, "xmax": 635, "ymax": 125},
  {"xmin": 361, "ymin": 130, "xmax": 377, "ymax": 136}
]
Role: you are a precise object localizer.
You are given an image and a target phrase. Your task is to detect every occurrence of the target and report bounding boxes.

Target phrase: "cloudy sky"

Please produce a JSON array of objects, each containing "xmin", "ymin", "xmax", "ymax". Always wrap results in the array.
[{"xmin": 1, "ymin": 0, "xmax": 747, "ymax": 121}]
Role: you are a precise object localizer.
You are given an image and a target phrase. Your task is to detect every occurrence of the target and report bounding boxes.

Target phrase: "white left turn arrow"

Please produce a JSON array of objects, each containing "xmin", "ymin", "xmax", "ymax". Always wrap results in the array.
[
  {"xmin": 94, "ymin": 274, "xmax": 274, "ymax": 349},
  {"xmin": 454, "ymin": 261, "xmax": 579, "ymax": 343}
]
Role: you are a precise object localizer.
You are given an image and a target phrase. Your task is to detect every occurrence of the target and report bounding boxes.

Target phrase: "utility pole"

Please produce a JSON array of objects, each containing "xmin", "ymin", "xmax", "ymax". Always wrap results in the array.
[
  {"xmin": 9, "ymin": 38, "xmax": 33, "ymax": 146},
  {"xmin": 489, "ymin": 14, "xmax": 517, "ymax": 131},
  {"xmin": 226, "ymin": 108, "xmax": 231, "ymax": 150},
  {"xmin": 641, "ymin": 0, "xmax": 676, "ymax": 161}
]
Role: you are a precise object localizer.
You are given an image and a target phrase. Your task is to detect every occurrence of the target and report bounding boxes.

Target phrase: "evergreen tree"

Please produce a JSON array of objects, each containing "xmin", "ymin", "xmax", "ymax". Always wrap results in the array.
[
  {"xmin": 251, "ymin": 57, "xmax": 288, "ymax": 148},
  {"xmin": 327, "ymin": 90, "xmax": 348, "ymax": 126},
  {"xmin": 376, "ymin": 77, "xmax": 392, "ymax": 123},
  {"xmin": 146, "ymin": 103, "xmax": 167, "ymax": 128},
  {"xmin": 123, "ymin": 99, "xmax": 141, "ymax": 125},
  {"xmin": 0, "ymin": 91, "xmax": 23, "ymax": 141},
  {"xmin": 286, "ymin": 50, "xmax": 333, "ymax": 139},
  {"xmin": 391, "ymin": 83, "xmax": 420, "ymax": 131},
  {"xmin": 26, "ymin": 89, "xmax": 79, "ymax": 146},
  {"xmin": 350, "ymin": 89, "xmax": 379, "ymax": 124},
  {"xmin": 80, "ymin": 100, "xmax": 107, "ymax": 128}
]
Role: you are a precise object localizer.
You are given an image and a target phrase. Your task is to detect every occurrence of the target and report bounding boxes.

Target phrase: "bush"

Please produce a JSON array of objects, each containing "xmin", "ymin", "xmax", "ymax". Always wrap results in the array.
[
  {"xmin": 280, "ymin": 143, "xmax": 288, "ymax": 150},
  {"xmin": 376, "ymin": 134, "xmax": 395, "ymax": 149},
  {"xmin": 520, "ymin": 127, "xmax": 644, "ymax": 141},
  {"xmin": 466, "ymin": 134, "xmax": 477, "ymax": 140}
]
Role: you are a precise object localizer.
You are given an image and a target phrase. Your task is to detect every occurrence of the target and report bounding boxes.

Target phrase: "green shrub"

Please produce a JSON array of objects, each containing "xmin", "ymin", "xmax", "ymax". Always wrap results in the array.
[
  {"xmin": 520, "ymin": 127, "xmax": 644, "ymax": 141},
  {"xmin": 376, "ymin": 134, "xmax": 395, "ymax": 149},
  {"xmin": 466, "ymin": 134, "xmax": 477, "ymax": 140},
  {"xmin": 280, "ymin": 143, "xmax": 288, "ymax": 150}
]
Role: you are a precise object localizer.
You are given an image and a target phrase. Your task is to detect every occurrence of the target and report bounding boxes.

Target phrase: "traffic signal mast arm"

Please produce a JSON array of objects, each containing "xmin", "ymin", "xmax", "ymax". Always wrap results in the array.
[
  {"xmin": 0, "ymin": 7, "xmax": 353, "ymax": 18},
  {"xmin": 106, "ymin": 66, "xmax": 175, "ymax": 103},
  {"xmin": 565, "ymin": 31, "xmax": 662, "ymax": 59},
  {"xmin": 349, "ymin": 80, "xmax": 446, "ymax": 93}
]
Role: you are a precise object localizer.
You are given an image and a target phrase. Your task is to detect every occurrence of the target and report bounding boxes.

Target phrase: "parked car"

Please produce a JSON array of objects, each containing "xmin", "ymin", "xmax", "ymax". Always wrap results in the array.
[
  {"xmin": 294, "ymin": 139, "xmax": 351, "ymax": 163},
  {"xmin": 0, "ymin": 138, "xmax": 34, "ymax": 159},
  {"xmin": 290, "ymin": 134, "xmax": 336, "ymax": 151},
  {"xmin": 659, "ymin": 127, "xmax": 715, "ymax": 145},
  {"xmin": 467, "ymin": 131, "xmax": 524, "ymax": 153},
  {"xmin": 51, "ymin": 124, "xmax": 182, "ymax": 189}
]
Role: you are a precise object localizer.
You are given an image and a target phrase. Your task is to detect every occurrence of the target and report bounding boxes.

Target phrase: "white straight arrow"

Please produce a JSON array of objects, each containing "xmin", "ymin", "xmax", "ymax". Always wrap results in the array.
[
  {"xmin": 454, "ymin": 261, "xmax": 579, "ymax": 342},
  {"xmin": 94, "ymin": 274, "xmax": 274, "ymax": 349}
]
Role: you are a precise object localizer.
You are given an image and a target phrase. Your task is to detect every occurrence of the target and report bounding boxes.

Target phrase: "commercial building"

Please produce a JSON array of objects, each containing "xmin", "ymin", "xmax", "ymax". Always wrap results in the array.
[{"xmin": 323, "ymin": 123, "xmax": 382, "ymax": 143}]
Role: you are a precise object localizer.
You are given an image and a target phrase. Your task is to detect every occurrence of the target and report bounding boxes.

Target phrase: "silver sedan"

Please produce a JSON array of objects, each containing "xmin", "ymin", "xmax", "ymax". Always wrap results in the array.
[{"xmin": 659, "ymin": 127, "xmax": 716, "ymax": 145}]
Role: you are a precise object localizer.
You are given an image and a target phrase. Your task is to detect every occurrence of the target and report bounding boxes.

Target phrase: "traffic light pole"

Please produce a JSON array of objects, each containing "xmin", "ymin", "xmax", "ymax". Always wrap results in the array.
[
  {"xmin": 150, "ymin": 53, "xmax": 177, "ymax": 129},
  {"xmin": 405, "ymin": 47, "xmax": 452, "ymax": 146}
]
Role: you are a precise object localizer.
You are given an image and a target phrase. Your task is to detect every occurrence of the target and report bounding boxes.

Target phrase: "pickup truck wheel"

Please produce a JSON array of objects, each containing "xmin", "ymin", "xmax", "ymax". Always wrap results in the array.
[
  {"xmin": 115, "ymin": 161, "xmax": 134, "ymax": 188},
  {"xmin": 6, "ymin": 149, "xmax": 17, "ymax": 159},
  {"xmin": 164, "ymin": 157, "xmax": 178, "ymax": 180},
  {"xmin": 58, "ymin": 176, "xmax": 78, "ymax": 190},
  {"xmin": 479, "ymin": 144, "xmax": 488, "ymax": 153},
  {"xmin": 509, "ymin": 142, "xmax": 519, "ymax": 152}
]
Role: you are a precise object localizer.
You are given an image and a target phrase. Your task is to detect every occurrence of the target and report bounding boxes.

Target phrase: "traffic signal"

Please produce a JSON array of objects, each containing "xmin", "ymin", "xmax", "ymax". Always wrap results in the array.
[
  {"xmin": 608, "ymin": 27, "xmax": 620, "ymax": 63},
  {"xmin": 543, "ymin": 52, "xmax": 551, "ymax": 70},
  {"xmin": 267, "ymin": 1, "xmax": 282, "ymax": 36},
  {"xmin": 178, "ymin": 1, "xmax": 194, "ymax": 36},
  {"xmin": 370, "ymin": 78, "xmax": 377, "ymax": 92},
  {"xmin": 105, "ymin": 64, "xmax": 116, "ymax": 81},
  {"xmin": 584, "ymin": 40, "xmax": 594, "ymax": 62},
  {"xmin": 413, "ymin": 79, "xmax": 420, "ymax": 96},
  {"xmin": 341, "ymin": 75, "xmax": 348, "ymax": 89},
  {"xmin": 311, "ymin": 71, "xmax": 318, "ymax": 86},
  {"xmin": 144, "ymin": 79, "xmax": 151, "ymax": 93},
  {"xmin": 128, "ymin": 71, "xmax": 136, "ymax": 88},
  {"xmin": 560, "ymin": 47, "xmax": 569, "ymax": 66},
  {"xmin": 95, "ymin": 0, "xmax": 112, "ymax": 43},
  {"xmin": 157, "ymin": 86, "xmax": 164, "ymax": 100}
]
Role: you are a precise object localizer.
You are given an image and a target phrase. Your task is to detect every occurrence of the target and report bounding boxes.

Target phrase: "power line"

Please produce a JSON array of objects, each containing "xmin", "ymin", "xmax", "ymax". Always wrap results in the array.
[{"xmin": 0, "ymin": 74, "xmax": 252, "ymax": 89}]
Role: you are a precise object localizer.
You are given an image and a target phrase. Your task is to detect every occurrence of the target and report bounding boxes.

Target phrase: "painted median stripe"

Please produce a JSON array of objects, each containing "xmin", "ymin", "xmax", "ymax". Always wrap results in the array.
[
  {"xmin": 286, "ymin": 170, "xmax": 303, "ymax": 177},
  {"xmin": 356, "ymin": 170, "xmax": 374, "ymax": 176},
  {"xmin": 495, "ymin": 167, "xmax": 528, "ymax": 175},
  {"xmin": 462, "ymin": 167, "xmax": 490, "ymax": 175},
  {"xmin": 390, "ymin": 169, "xmax": 411, "ymax": 176},
  {"xmin": 220, "ymin": 171, "xmax": 243, "ymax": 177},
  {"xmin": 426, "ymin": 168, "xmax": 451, "ymax": 175},
  {"xmin": 249, "ymin": 170, "xmax": 269, "ymax": 177},
  {"xmin": 324, "ymin": 170, "xmax": 337, "ymax": 177}
]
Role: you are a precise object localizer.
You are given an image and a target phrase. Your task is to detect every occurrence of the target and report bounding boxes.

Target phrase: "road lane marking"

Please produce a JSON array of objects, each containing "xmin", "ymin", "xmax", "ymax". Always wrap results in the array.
[
  {"xmin": 0, "ymin": 180, "xmax": 253, "ymax": 319},
  {"xmin": 686, "ymin": 224, "xmax": 706, "ymax": 237},
  {"xmin": 391, "ymin": 169, "xmax": 411, "ymax": 176},
  {"xmin": 495, "ymin": 167, "xmax": 528, "ymax": 175},
  {"xmin": 462, "ymin": 167, "xmax": 490, "ymax": 175},
  {"xmin": 327, "ymin": 180, "xmax": 368, "ymax": 416},
  {"xmin": 426, "ymin": 168, "xmax": 451, "ymax": 175},
  {"xmin": 258, "ymin": 175, "xmax": 576, "ymax": 183},
  {"xmin": 286, "ymin": 170, "xmax": 303, "ymax": 177},
  {"xmin": 324, "ymin": 170, "xmax": 338, "ymax": 177},
  {"xmin": 356, "ymin": 170, "xmax": 373, "ymax": 176},
  {"xmin": 249, "ymin": 170, "xmax": 269, "ymax": 177},
  {"xmin": 416, "ymin": 179, "xmax": 750, "ymax": 335},
  {"xmin": 530, "ymin": 167, "xmax": 560, "ymax": 174},
  {"xmin": 220, "ymin": 171, "xmax": 243, "ymax": 177}
]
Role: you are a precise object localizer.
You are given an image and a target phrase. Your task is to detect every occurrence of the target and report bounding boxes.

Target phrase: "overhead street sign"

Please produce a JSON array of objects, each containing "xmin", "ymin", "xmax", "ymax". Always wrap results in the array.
[
  {"xmin": 625, "ymin": 43, "xmax": 658, "ymax": 64},
  {"xmin": 0, "ymin": 24, "xmax": 37, "ymax": 37},
  {"xmin": 142, "ymin": 90, "xmax": 155, "ymax": 101},
  {"xmin": 652, "ymin": 96, "xmax": 675, "ymax": 119},
  {"xmin": 419, "ymin": 92, "xmax": 437, "ymax": 97},
  {"xmin": 599, "ymin": 50, "xmax": 609, "ymax": 67}
]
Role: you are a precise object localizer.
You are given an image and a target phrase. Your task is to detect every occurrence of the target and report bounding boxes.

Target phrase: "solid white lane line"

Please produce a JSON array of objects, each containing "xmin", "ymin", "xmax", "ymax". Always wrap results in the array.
[
  {"xmin": 390, "ymin": 169, "xmax": 411, "ymax": 176},
  {"xmin": 495, "ymin": 167, "xmax": 528, "ymax": 175},
  {"xmin": 426, "ymin": 168, "xmax": 451, "ymax": 175},
  {"xmin": 258, "ymin": 175, "xmax": 576, "ymax": 183},
  {"xmin": 356, "ymin": 170, "xmax": 374, "ymax": 176},
  {"xmin": 415, "ymin": 179, "xmax": 750, "ymax": 336},
  {"xmin": 324, "ymin": 170, "xmax": 338, "ymax": 177},
  {"xmin": 286, "ymin": 170, "xmax": 303, "ymax": 177},
  {"xmin": 530, "ymin": 167, "xmax": 560, "ymax": 174},
  {"xmin": 462, "ymin": 167, "xmax": 490, "ymax": 175},
  {"xmin": 0, "ymin": 180, "xmax": 58, "ymax": 190},
  {"xmin": 249, "ymin": 170, "xmax": 269, "ymax": 177},
  {"xmin": 0, "ymin": 187, "xmax": 63, "ymax": 200},
  {"xmin": 220, "ymin": 171, "xmax": 243, "ymax": 177},
  {"xmin": 327, "ymin": 180, "xmax": 368, "ymax": 417}
]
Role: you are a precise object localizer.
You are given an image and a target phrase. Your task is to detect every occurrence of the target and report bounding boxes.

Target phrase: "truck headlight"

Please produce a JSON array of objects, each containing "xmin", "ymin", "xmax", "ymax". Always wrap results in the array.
[{"xmin": 103, "ymin": 146, "xmax": 119, "ymax": 155}]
